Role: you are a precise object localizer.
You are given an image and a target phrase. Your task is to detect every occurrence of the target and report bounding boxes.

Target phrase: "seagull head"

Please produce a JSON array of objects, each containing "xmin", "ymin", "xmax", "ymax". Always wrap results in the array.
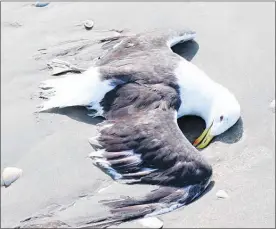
[{"xmin": 193, "ymin": 87, "xmax": 241, "ymax": 149}]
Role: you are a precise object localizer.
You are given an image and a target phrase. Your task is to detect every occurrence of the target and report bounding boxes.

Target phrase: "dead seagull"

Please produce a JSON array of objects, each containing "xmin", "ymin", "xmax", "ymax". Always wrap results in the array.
[
  {"xmin": 38, "ymin": 29, "xmax": 241, "ymax": 149},
  {"xmin": 32, "ymin": 29, "xmax": 241, "ymax": 228}
]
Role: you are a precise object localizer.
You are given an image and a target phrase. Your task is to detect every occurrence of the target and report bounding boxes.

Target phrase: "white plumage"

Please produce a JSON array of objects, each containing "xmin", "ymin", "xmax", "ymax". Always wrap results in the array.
[
  {"xmin": 38, "ymin": 67, "xmax": 114, "ymax": 114},
  {"xmin": 175, "ymin": 59, "xmax": 240, "ymax": 143}
]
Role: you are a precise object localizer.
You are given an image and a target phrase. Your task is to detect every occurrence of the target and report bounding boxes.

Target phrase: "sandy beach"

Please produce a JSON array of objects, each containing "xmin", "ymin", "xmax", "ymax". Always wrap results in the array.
[{"xmin": 1, "ymin": 2, "xmax": 275, "ymax": 228}]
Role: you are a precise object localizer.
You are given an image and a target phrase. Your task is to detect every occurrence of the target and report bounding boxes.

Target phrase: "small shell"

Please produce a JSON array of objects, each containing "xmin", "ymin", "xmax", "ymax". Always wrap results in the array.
[
  {"xmin": 35, "ymin": 2, "xmax": 49, "ymax": 7},
  {"xmin": 269, "ymin": 100, "xmax": 275, "ymax": 113},
  {"xmin": 84, "ymin": 20, "xmax": 94, "ymax": 30},
  {"xmin": 138, "ymin": 217, "xmax": 164, "ymax": 228},
  {"xmin": 216, "ymin": 190, "xmax": 229, "ymax": 199},
  {"xmin": 1, "ymin": 167, "xmax": 23, "ymax": 187}
]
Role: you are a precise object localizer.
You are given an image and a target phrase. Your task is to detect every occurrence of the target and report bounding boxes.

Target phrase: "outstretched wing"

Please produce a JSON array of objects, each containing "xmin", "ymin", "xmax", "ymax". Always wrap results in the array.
[
  {"xmin": 91, "ymin": 108, "xmax": 212, "ymax": 187},
  {"xmin": 27, "ymin": 85, "xmax": 212, "ymax": 229},
  {"xmin": 83, "ymin": 83, "xmax": 212, "ymax": 228}
]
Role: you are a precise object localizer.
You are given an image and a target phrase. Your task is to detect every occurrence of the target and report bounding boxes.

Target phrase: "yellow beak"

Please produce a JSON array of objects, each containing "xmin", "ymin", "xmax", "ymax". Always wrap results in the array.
[{"xmin": 193, "ymin": 123, "xmax": 214, "ymax": 149}]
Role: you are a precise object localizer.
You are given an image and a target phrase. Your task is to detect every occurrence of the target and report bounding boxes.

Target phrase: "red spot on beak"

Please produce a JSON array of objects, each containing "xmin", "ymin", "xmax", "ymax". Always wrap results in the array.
[{"xmin": 193, "ymin": 138, "xmax": 200, "ymax": 146}]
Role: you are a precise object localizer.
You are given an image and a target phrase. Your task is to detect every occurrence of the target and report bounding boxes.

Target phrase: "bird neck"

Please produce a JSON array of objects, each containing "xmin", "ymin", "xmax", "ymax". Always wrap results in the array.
[{"xmin": 175, "ymin": 60, "xmax": 226, "ymax": 127}]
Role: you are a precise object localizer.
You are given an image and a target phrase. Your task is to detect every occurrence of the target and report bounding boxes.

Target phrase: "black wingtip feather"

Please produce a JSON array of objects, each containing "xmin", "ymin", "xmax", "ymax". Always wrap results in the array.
[{"xmin": 80, "ymin": 181, "xmax": 212, "ymax": 228}]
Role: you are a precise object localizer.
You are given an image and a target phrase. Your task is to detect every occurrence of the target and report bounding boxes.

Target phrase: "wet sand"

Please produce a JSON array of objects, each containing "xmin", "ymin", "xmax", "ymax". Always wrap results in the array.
[{"xmin": 1, "ymin": 2, "xmax": 275, "ymax": 228}]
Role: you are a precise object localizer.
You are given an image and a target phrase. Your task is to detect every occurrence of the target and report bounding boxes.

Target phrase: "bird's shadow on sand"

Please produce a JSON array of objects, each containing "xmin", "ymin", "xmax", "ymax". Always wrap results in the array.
[
  {"xmin": 177, "ymin": 116, "xmax": 244, "ymax": 145},
  {"xmin": 49, "ymin": 107, "xmax": 104, "ymax": 126},
  {"xmin": 172, "ymin": 40, "xmax": 199, "ymax": 61}
]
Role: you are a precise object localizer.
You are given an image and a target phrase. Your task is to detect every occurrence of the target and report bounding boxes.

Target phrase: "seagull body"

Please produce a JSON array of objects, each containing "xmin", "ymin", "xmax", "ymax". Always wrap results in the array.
[{"xmin": 35, "ymin": 29, "xmax": 241, "ymax": 227}]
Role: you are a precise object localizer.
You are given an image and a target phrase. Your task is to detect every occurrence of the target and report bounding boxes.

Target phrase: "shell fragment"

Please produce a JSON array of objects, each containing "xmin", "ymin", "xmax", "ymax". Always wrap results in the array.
[
  {"xmin": 1, "ymin": 167, "xmax": 23, "ymax": 187},
  {"xmin": 138, "ymin": 217, "xmax": 164, "ymax": 228},
  {"xmin": 216, "ymin": 190, "xmax": 229, "ymax": 199},
  {"xmin": 84, "ymin": 20, "xmax": 94, "ymax": 30}
]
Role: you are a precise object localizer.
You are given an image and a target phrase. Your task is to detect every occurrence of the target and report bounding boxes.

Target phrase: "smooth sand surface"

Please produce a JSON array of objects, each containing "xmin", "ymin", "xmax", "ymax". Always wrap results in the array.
[{"xmin": 1, "ymin": 2, "xmax": 275, "ymax": 228}]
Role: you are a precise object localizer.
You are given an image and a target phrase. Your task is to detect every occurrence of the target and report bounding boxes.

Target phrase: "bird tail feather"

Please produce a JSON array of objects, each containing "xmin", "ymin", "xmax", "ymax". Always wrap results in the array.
[{"xmin": 37, "ymin": 67, "xmax": 114, "ymax": 112}]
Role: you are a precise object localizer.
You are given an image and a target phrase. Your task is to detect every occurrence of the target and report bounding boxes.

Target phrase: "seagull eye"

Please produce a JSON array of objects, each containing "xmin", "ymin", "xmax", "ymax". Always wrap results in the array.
[{"xmin": 220, "ymin": 115, "xmax": 224, "ymax": 122}]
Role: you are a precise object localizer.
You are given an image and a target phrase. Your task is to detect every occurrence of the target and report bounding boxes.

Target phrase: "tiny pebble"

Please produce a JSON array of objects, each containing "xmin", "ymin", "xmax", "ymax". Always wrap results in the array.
[
  {"xmin": 138, "ymin": 217, "xmax": 164, "ymax": 228},
  {"xmin": 84, "ymin": 20, "xmax": 94, "ymax": 30},
  {"xmin": 269, "ymin": 99, "xmax": 275, "ymax": 113},
  {"xmin": 216, "ymin": 190, "xmax": 229, "ymax": 199},
  {"xmin": 1, "ymin": 167, "xmax": 23, "ymax": 187}
]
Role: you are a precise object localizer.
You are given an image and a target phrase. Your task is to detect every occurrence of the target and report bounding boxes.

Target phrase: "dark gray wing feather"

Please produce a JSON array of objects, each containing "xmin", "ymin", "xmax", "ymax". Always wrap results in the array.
[
  {"xmin": 82, "ymin": 105, "xmax": 212, "ymax": 228},
  {"xmin": 93, "ymin": 108, "xmax": 212, "ymax": 187},
  {"xmin": 95, "ymin": 29, "xmax": 196, "ymax": 67}
]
